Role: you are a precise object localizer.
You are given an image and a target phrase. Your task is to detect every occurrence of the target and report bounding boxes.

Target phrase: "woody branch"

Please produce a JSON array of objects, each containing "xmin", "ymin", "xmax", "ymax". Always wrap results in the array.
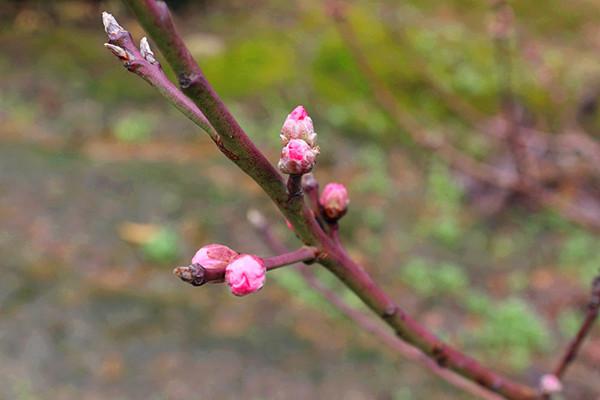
[{"xmin": 101, "ymin": 3, "xmax": 558, "ymax": 399}]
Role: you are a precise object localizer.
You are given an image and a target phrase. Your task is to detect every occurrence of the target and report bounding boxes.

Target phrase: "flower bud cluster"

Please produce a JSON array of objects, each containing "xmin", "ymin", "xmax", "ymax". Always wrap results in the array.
[
  {"xmin": 191, "ymin": 244, "xmax": 266, "ymax": 296},
  {"xmin": 278, "ymin": 106, "xmax": 319, "ymax": 175}
]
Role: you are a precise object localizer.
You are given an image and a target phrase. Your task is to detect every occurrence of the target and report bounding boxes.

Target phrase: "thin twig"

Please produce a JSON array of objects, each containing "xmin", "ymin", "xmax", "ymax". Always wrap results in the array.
[
  {"xmin": 490, "ymin": 0, "xmax": 531, "ymax": 187},
  {"xmin": 102, "ymin": 12, "xmax": 218, "ymax": 141},
  {"xmin": 552, "ymin": 275, "xmax": 600, "ymax": 380},
  {"xmin": 326, "ymin": 1, "xmax": 517, "ymax": 189},
  {"xmin": 121, "ymin": 0, "xmax": 322, "ymax": 244},
  {"xmin": 327, "ymin": 0, "xmax": 600, "ymax": 234}
]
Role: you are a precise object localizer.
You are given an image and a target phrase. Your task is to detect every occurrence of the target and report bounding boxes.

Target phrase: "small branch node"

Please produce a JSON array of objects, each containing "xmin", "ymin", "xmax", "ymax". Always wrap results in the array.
[{"xmin": 178, "ymin": 73, "xmax": 200, "ymax": 89}]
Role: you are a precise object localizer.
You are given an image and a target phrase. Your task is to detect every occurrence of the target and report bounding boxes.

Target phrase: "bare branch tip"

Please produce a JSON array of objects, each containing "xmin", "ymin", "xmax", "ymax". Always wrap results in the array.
[
  {"xmin": 140, "ymin": 37, "xmax": 158, "ymax": 64},
  {"xmin": 172, "ymin": 265, "xmax": 190, "ymax": 279},
  {"xmin": 102, "ymin": 11, "xmax": 125, "ymax": 36}
]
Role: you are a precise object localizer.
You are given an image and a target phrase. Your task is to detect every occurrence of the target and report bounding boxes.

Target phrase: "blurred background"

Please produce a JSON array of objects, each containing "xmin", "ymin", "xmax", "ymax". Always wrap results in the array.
[{"xmin": 1, "ymin": 0, "xmax": 600, "ymax": 399}]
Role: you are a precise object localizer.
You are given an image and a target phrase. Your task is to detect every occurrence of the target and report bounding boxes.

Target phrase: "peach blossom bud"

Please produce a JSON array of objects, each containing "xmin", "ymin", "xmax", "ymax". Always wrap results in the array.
[
  {"xmin": 539, "ymin": 374, "xmax": 562, "ymax": 395},
  {"xmin": 225, "ymin": 254, "xmax": 266, "ymax": 296},
  {"xmin": 319, "ymin": 182, "xmax": 349, "ymax": 221},
  {"xmin": 280, "ymin": 105, "xmax": 317, "ymax": 147},
  {"xmin": 278, "ymin": 138, "xmax": 319, "ymax": 175},
  {"xmin": 192, "ymin": 244, "xmax": 238, "ymax": 270}
]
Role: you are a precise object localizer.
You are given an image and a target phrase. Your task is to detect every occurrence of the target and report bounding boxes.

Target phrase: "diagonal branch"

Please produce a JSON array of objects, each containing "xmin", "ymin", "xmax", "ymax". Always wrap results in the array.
[
  {"xmin": 248, "ymin": 210, "xmax": 504, "ymax": 400},
  {"xmin": 552, "ymin": 275, "xmax": 600, "ymax": 380},
  {"xmin": 120, "ymin": 0, "xmax": 309, "ymax": 231},
  {"xmin": 102, "ymin": 12, "xmax": 218, "ymax": 141},
  {"xmin": 107, "ymin": 3, "xmax": 541, "ymax": 398},
  {"xmin": 326, "ymin": 1, "xmax": 517, "ymax": 189},
  {"xmin": 327, "ymin": 0, "xmax": 600, "ymax": 234}
]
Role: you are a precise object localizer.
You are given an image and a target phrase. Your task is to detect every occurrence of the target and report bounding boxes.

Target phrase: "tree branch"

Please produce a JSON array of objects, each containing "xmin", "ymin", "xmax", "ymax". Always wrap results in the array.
[
  {"xmin": 107, "ymin": 3, "xmax": 542, "ymax": 398},
  {"xmin": 120, "ymin": 0, "xmax": 317, "ymax": 238},
  {"xmin": 248, "ymin": 210, "xmax": 503, "ymax": 400},
  {"xmin": 552, "ymin": 275, "xmax": 600, "ymax": 380},
  {"xmin": 102, "ymin": 12, "xmax": 218, "ymax": 141}
]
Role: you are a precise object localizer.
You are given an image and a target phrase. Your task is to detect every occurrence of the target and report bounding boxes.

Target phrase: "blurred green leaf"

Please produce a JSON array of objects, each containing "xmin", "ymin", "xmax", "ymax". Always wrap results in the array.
[
  {"xmin": 141, "ymin": 228, "xmax": 180, "ymax": 263},
  {"xmin": 113, "ymin": 112, "xmax": 155, "ymax": 143}
]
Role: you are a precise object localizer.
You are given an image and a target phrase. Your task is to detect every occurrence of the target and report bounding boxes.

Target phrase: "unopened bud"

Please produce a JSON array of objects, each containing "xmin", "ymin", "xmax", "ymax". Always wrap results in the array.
[
  {"xmin": 140, "ymin": 37, "xmax": 157, "ymax": 64},
  {"xmin": 319, "ymin": 182, "xmax": 349, "ymax": 221},
  {"xmin": 192, "ymin": 244, "xmax": 238, "ymax": 270},
  {"xmin": 280, "ymin": 105, "xmax": 317, "ymax": 147},
  {"xmin": 102, "ymin": 11, "xmax": 126, "ymax": 37},
  {"xmin": 539, "ymin": 374, "xmax": 562, "ymax": 395},
  {"xmin": 225, "ymin": 254, "xmax": 266, "ymax": 296},
  {"xmin": 278, "ymin": 138, "xmax": 319, "ymax": 175},
  {"xmin": 104, "ymin": 43, "xmax": 133, "ymax": 61}
]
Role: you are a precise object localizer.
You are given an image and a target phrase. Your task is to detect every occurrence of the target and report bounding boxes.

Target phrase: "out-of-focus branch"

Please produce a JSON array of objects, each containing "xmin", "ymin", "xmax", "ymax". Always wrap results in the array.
[
  {"xmin": 552, "ymin": 275, "xmax": 600, "ymax": 380},
  {"xmin": 381, "ymin": 8, "xmax": 487, "ymax": 127},
  {"xmin": 248, "ymin": 210, "xmax": 503, "ymax": 400},
  {"xmin": 327, "ymin": 1, "xmax": 600, "ymax": 234},
  {"xmin": 173, "ymin": 246, "xmax": 318, "ymax": 286},
  {"xmin": 326, "ymin": 1, "xmax": 517, "ymax": 189},
  {"xmin": 489, "ymin": 0, "xmax": 532, "ymax": 187}
]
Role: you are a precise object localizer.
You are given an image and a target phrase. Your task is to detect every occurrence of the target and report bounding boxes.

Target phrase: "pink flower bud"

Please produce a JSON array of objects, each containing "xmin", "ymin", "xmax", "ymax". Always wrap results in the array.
[
  {"xmin": 192, "ymin": 244, "xmax": 238, "ymax": 270},
  {"xmin": 278, "ymin": 139, "xmax": 319, "ymax": 175},
  {"xmin": 540, "ymin": 374, "xmax": 562, "ymax": 394},
  {"xmin": 280, "ymin": 105, "xmax": 317, "ymax": 147},
  {"xmin": 319, "ymin": 182, "xmax": 349, "ymax": 221},
  {"xmin": 225, "ymin": 254, "xmax": 266, "ymax": 296}
]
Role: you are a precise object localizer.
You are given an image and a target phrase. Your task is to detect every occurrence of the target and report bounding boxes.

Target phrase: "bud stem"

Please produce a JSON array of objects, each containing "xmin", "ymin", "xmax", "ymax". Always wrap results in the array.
[
  {"xmin": 287, "ymin": 174, "xmax": 304, "ymax": 201},
  {"xmin": 174, "ymin": 246, "xmax": 319, "ymax": 286}
]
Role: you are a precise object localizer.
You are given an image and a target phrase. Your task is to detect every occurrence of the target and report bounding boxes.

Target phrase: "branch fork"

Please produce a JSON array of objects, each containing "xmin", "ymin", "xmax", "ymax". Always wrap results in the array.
[{"xmin": 101, "ymin": 3, "xmax": 599, "ymax": 399}]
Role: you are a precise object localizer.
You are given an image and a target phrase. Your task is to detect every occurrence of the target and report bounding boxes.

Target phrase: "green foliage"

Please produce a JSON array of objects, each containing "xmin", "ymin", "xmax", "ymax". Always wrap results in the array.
[
  {"xmin": 393, "ymin": 387, "xmax": 414, "ymax": 400},
  {"xmin": 400, "ymin": 258, "xmax": 469, "ymax": 297},
  {"xmin": 353, "ymin": 144, "xmax": 391, "ymax": 197},
  {"xmin": 112, "ymin": 112, "xmax": 156, "ymax": 143},
  {"xmin": 312, "ymin": 32, "xmax": 370, "ymax": 104},
  {"xmin": 557, "ymin": 309, "xmax": 582, "ymax": 338},
  {"xmin": 560, "ymin": 231, "xmax": 600, "ymax": 284},
  {"xmin": 141, "ymin": 227, "xmax": 180, "ymax": 264},
  {"xmin": 463, "ymin": 290, "xmax": 494, "ymax": 315},
  {"xmin": 507, "ymin": 270, "xmax": 529, "ymax": 293},
  {"xmin": 474, "ymin": 298, "xmax": 551, "ymax": 370},
  {"xmin": 203, "ymin": 37, "xmax": 296, "ymax": 99},
  {"xmin": 419, "ymin": 161, "xmax": 464, "ymax": 246},
  {"xmin": 269, "ymin": 269, "xmax": 330, "ymax": 310}
]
